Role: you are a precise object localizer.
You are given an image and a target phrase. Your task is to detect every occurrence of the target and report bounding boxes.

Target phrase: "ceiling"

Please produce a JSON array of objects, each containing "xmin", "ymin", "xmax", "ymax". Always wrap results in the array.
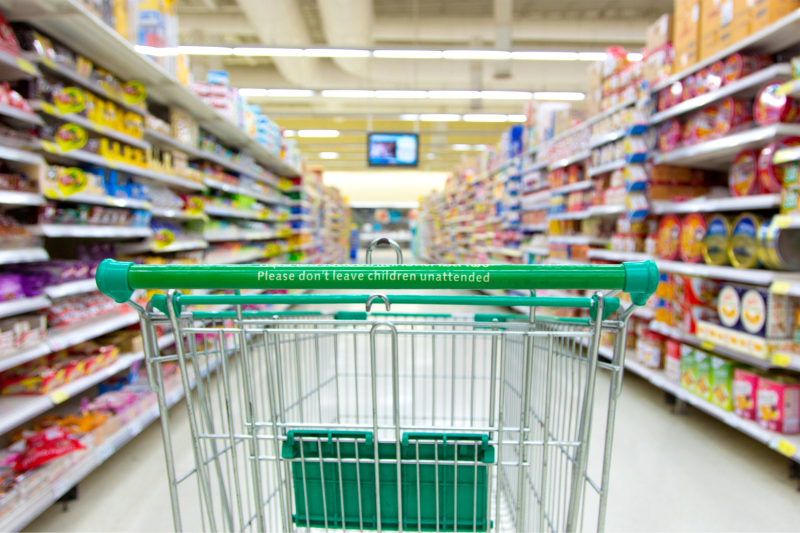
[{"xmin": 176, "ymin": 0, "xmax": 672, "ymax": 169}]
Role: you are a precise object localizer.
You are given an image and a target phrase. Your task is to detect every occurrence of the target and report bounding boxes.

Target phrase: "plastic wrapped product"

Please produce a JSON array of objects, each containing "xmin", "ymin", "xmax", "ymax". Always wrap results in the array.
[
  {"xmin": 729, "ymin": 148, "xmax": 759, "ymax": 196},
  {"xmin": 682, "ymin": 75, "xmax": 697, "ymax": 101},
  {"xmin": 728, "ymin": 213, "xmax": 762, "ymax": 269},
  {"xmin": 705, "ymin": 61, "xmax": 725, "ymax": 92},
  {"xmin": 690, "ymin": 105, "xmax": 720, "ymax": 144},
  {"xmin": 754, "ymin": 82, "xmax": 800, "ymax": 125},
  {"xmin": 657, "ymin": 214, "xmax": 681, "ymax": 260},
  {"xmin": 695, "ymin": 68, "xmax": 710, "ymax": 95},
  {"xmin": 679, "ymin": 213, "xmax": 707, "ymax": 263},
  {"xmin": 715, "ymin": 97, "xmax": 751, "ymax": 137},
  {"xmin": 756, "ymin": 137, "xmax": 800, "ymax": 193},
  {"xmin": 723, "ymin": 53, "xmax": 763, "ymax": 84},
  {"xmin": 658, "ymin": 118, "xmax": 681, "ymax": 152},
  {"xmin": 703, "ymin": 214, "xmax": 732, "ymax": 266}
]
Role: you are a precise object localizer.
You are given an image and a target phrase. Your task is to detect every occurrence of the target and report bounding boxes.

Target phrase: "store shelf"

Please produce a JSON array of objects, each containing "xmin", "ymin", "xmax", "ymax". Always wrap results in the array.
[
  {"xmin": 548, "ymin": 204, "xmax": 625, "ymax": 221},
  {"xmin": 523, "ymin": 246, "xmax": 550, "ymax": 256},
  {"xmin": 204, "ymin": 205, "xmax": 268, "ymax": 220},
  {"xmin": 204, "ymin": 230, "xmax": 285, "ymax": 243},
  {"xmin": 586, "ymin": 249, "xmax": 780, "ymax": 285},
  {"xmin": 0, "ymin": 190, "xmax": 45, "ymax": 206},
  {"xmin": 0, "ymin": 104, "xmax": 43, "ymax": 126},
  {"xmin": 0, "ymin": 296, "xmax": 50, "ymax": 319},
  {"xmin": 651, "ymin": 63, "xmax": 792, "ymax": 124},
  {"xmin": 614, "ymin": 351, "xmax": 800, "ymax": 464},
  {"xmin": 37, "ymin": 142, "xmax": 205, "ymax": 191},
  {"xmin": 648, "ymin": 320, "xmax": 800, "ymax": 371},
  {"xmin": 0, "ymin": 49, "xmax": 40, "ymax": 80},
  {"xmin": 550, "ymin": 180, "xmax": 594, "ymax": 196},
  {"xmin": 0, "ymin": 248, "xmax": 49, "ymax": 264},
  {"xmin": 210, "ymin": 250, "xmax": 269, "ymax": 265},
  {"xmin": 521, "ymin": 201, "xmax": 551, "ymax": 213},
  {"xmin": 549, "ymin": 235, "xmax": 609, "ymax": 246},
  {"xmin": 651, "ymin": 193, "xmax": 782, "ymax": 214},
  {"xmin": 31, "ymin": 224, "xmax": 153, "ymax": 239},
  {"xmin": 118, "ymin": 239, "xmax": 209, "ymax": 254},
  {"xmin": 0, "ymin": 145, "xmax": 46, "ymax": 165},
  {"xmin": 360, "ymin": 231, "xmax": 413, "ymax": 242},
  {"xmin": 652, "ymin": 9, "xmax": 800, "ymax": 92},
  {"xmin": 348, "ymin": 201, "xmax": 419, "ymax": 208},
  {"xmin": 8, "ymin": 1, "xmax": 301, "ymax": 177},
  {"xmin": 144, "ymin": 129, "xmax": 278, "ymax": 187},
  {"xmin": 587, "ymin": 159, "xmax": 626, "ymax": 177},
  {"xmin": 46, "ymin": 192, "xmax": 151, "ymax": 210},
  {"xmin": 45, "ymin": 312, "xmax": 139, "ymax": 352},
  {"xmin": 43, "ymin": 279, "xmax": 97, "ymax": 299},
  {"xmin": 589, "ymin": 129, "xmax": 626, "ymax": 148},
  {"xmin": 149, "ymin": 207, "xmax": 207, "ymax": 221},
  {"xmin": 520, "ymin": 223, "xmax": 548, "ymax": 232},
  {"xmin": 31, "ymin": 100, "xmax": 151, "ymax": 150},
  {"xmin": 652, "ymin": 124, "xmax": 800, "ymax": 170},
  {"xmin": 548, "ymin": 150, "xmax": 590, "ymax": 171},
  {"xmin": 204, "ymin": 179, "xmax": 286, "ymax": 205}
]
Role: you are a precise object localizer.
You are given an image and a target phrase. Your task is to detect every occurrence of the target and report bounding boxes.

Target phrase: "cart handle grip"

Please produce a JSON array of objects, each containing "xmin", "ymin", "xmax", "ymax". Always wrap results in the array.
[{"xmin": 96, "ymin": 259, "xmax": 658, "ymax": 305}]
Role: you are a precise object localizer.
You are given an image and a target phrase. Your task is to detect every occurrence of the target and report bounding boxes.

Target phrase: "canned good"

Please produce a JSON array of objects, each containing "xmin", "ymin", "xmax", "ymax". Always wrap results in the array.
[
  {"xmin": 729, "ymin": 213, "xmax": 762, "ymax": 269},
  {"xmin": 691, "ymin": 105, "xmax": 720, "ymax": 144},
  {"xmin": 703, "ymin": 214, "xmax": 732, "ymax": 266},
  {"xmin": 759, "ymin": 218, "xmax": 800, "ymax": 270},
  {"xmin": 658, "ymin": 119, "xmax": 681, "ymax": 152},
  {"xmin": 729, "ymin": 148, "xmax": 759, "ymax": 196},
  {"xmin": 657, "ymin": 214, "xmax": 681, "ymax": 260},
  {"xmin": 757, "ymin": 137, "xmax": 800, "ymax": 193},
  {"xmin": 679, "ymin": 213, "xmax": 707, "ymax": 263},
  {"xmin": 754, "ymin": 82, "xmax": 800, "ymax": 125}
]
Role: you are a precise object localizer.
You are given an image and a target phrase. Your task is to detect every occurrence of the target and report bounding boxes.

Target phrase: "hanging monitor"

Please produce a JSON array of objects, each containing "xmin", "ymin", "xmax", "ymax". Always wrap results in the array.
[{"xmin": 367, "ymin": 132, "xmax": 419, "ymax": 167}]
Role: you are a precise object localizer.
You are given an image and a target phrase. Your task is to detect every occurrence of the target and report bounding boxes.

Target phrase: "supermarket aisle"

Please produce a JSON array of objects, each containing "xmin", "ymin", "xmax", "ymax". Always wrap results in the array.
[{"xmin": 25, "ymin": 253, "xmax": 800, "ymax": 532}]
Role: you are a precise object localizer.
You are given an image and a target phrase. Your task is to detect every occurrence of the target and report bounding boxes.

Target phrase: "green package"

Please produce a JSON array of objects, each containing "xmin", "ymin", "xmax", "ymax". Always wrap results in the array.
[
  {"xmin": 694, "ymin": 350, "xmax": 713, "ymax": 402},
  {"xmin": 710, "ymin": 356, "xmax": 736, "ymax": 411},
  {"xmin": 679, "ymin": 344, "xmax": 697, "ymax": 394}
]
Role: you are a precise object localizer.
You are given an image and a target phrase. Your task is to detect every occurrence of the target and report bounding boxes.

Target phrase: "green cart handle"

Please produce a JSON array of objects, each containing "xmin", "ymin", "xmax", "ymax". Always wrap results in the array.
[{"xmin": 96, "ymin": 259, "xmax": 658, "ymax": 306}]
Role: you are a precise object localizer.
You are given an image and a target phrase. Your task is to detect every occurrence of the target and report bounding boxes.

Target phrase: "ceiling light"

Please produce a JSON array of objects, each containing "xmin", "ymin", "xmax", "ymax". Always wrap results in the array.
[
  {"xmin": 305, "ymin": 49, "xmax": 371, "ymax": 57},
  {"xmin": 508, "ymin": 114, "xmax": 527, "ymax": 122},
  {"xmin": 134, "ymin": 45, "xmax": 178, "ymax": 56},
  {"xmin": 463, "ymin": 114, "xmax": 508, "ymax": 122},
  {"xmin": 627, "ymin": 52, "xmax": 644, "ymax": 61},
  {"xmin": 375, "ymin": 90, "xmax": 428, "ymax": 98},
  {"xmin": 373, "ymin": 50, "xmax": 443, "ymax": 59},
  {"xmin": 480, "ymin": 91, "xmax": 533, "ymax": 100},
  {"xmin": 298, "ymin": 130, "xmax": 340, "ymax": 138},
  {"xmin": 238, "ymin": 88, "xmax": 268, "ymax": 97},
  {"xmin": 283, "ymin": 130, "xmax": 296, "ymax": 137},
  {"xmin": 533, "ymin": 92, "xmax": 585, "ymax": 101},
  {"xmin": 473, "ymin": 145, "xmax": 488, "ymax": 151},
  {"xmin": 427, "ymin": 90, "xmax": 481, "ymax": 99},
  {"xmin": 577, "ymin": 52, "xmax": 608, "ymax": 61},
  {"xmin": 319, "ymin": 152, "xmax": 339, "ymax": 159},
  {"xmin": 451, "ymin": 144, "xmax": 474, "ymax": 151},
  {"xmin": 511, "ymin": 51, "xmax": 577, "ymax": 60},
  {"xmin": 266, "ymin": 89, "xmax": 314, "ymax": 97},
  {"xmin": 321, "ymin": 90, "xmax": 375, "ymax": 98},
  {"xmin": 177, "ymin": 46, "xmax": 232, "ymax": 55},
  {"xmin": 420, "ymin": 114, "xmax": 461, "ymax": 122},
  {"xmin": 232, "ymin": 47, "xmax": 304, "ymax": 56},
  {"xmin": 399, "ymin": 114, "xmax": 419, "ymax": 120},
  {"xmin": 442, "ymin": 50, "xmax": 512, "ymax": 60}
]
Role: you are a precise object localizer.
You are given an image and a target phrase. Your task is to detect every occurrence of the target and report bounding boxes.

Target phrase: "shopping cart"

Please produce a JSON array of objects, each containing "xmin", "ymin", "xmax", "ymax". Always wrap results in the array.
[{"xmin": 96, "ymin": 241, "xmax": 657, "ymax": 533}]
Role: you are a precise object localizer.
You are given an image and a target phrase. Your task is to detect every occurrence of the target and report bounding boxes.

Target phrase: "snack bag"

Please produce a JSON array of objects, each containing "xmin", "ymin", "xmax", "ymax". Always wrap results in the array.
[{"xmin": 13, "ymin": 426, "xmax": 85, "ymax": 471}]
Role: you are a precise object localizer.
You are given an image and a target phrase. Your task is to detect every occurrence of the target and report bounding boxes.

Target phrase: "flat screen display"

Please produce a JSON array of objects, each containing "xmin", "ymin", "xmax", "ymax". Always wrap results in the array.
[{"xmin": 367, "ymin": 133, "xmax": 419, "ymax": 167}]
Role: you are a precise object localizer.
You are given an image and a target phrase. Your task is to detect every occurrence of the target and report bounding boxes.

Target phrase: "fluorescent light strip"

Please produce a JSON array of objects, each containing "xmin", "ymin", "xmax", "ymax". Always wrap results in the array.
[
  {"xmin": 511, "ymin": 51, "xmax": 577, "ymax": 60},
  {"xmin": 533, "ymin": 92, "xmax": 585, "ymax": 100},
  {"xmin": 443, "ymin": 50, "xmax": 512, "ymax": 60},
  {"xmin": 428, "ymin": 90, "xmax": 481, "ymax": 99},
  {"xmin": 463, "ymin": 114, "xmax": 508, "ymax": 122},
  {"xmin": 298, "ymin": 130, "xmax": 340, "ymax": 138},
  {"xmin": 233, "ymin": 47, "xmax": 304, "ymax": 57},
  {"xmin": 420, "ymin": 114, "xmax": 461, "ymax": 122},
  {"xmin": 374, "ymin": 90, "xmax": 428, "ymax": 99},
  {"xmin": 480, "ymin": 91, "xmax": 533, "ymax": 100},
  {"xmin": 305, "ymin": 49, "xmax": 371, "ymax": 57},
  {"xmin": 321, "ymin": 90, "xmax": 374, "ymax": 98},
  {"xmin": 318, "ymin": 152, "xmax": 339, "ymax": 159},
  {"xmin": 178, "ymin": 45, "xmax": 232, "ymax": 55},
  {"xmin": 373, "ymin": 50, "xmax": 443, "ymax": 59},
  {"xmin": 266, "ymin": 89, "xmax": 314, "ymax": 97}
]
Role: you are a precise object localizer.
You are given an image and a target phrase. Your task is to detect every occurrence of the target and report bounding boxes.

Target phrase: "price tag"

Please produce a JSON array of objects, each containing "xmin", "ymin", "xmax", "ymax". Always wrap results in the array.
[
  {"xmin": 55, "ymin": 123, "xmax": 88, "ymax": 152},
  {"xmin": 185, "ymin": 196, "xmax": 205, "ymax": 216},
  {"xmin": 49, "ymin": 389, "xmax": 70, "ymax": 405},
  {"xmin": 773, "ymin": 215, "xmax": 792, "ymax": 229},
  {"xmin": 104, "ymin": 159, "xmax": 118, "ymax": 169},
  {"xmin": 700, "ymin": 340, "xmax": 715, "ymax": 352},
  {"xmin": 773, "ymin": 438, "xmax": 798, "ymax": 458},
  {"xmin": 771, "ymin": 353, "xmax": 793, "ymax": 368},
  {"xmin": 770, "ymin": 281, "xmax": 792, "ymax": 295},
  {"xmin": 39, "ymin": 101, "xmax": 58, "ymax": 116},
  {"xmin": 15, "ymin": 57, "xmax": 37, "ymax": 75},
  {"xmin": 40, "ymin": 140, "xmax": 61, "ymax": 154}
]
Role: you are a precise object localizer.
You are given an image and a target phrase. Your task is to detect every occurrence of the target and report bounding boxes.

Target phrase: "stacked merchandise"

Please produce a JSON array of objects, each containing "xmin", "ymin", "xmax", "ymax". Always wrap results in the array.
[
  {"xmin": 282, "ymin": 167, "xmax": 324, "ymax": 264},
  {"xmin": 321, "ymin": 187, "xmax": 350, "ymax": 264},
  {"xmin": 0, "ymin": 7, "xmax": 347, "ymax": 529},
  {"xmin": 419, "ymin": 1, "xmax": 800, "ymax": 474}
]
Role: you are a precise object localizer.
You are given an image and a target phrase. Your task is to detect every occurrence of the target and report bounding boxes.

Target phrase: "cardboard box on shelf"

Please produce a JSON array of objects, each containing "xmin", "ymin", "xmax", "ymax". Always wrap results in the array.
[
  {"xmin": 751, "ymin": 0, "xmax": 800, "ymax": 32},
  {"xmin": 674, "ymin": 1, "xmax": 702, "ymax": 69},
  {"xmin": 700, "ymin": 0, "xmax": 722, "ymax": 60},
  {"xmin": 732, "ymin": 0, "xmax": 756, "ymax": 42},
  {"xmin": 718, "ymin": 0, "xmax": 737, "ymax": 48},
  {"xmin": 647, "ymin": 14, "xmax": 675, "ymax": 50}
]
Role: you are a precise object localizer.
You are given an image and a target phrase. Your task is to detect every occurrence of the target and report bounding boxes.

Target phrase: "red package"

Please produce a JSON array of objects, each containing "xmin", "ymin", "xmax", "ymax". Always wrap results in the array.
[
  {"xmin": 757, "ymin": 137, "xmax": 800, "ymax": 193},
  {"xmin": 705, "ymin": 61, "xmax": 725, "ymax": 92},
  {"xmin": 0, "ymin": 13, "xmax": 19, "ymax": 56},
  {"xmin": 689, "ymin": 105, "xmax": 719, "ymax": 144},
  {"xmin": 695, "ymin": 68, "xmax": 710, "ymax": 95},
  {"xmin": 754, "ymin": 82, "xmax": 800, "ymax": 125},
  {"xmin": 14, "ymin": 426, "xmax": 85, "ymax": 471},
  {"xmin": 715, "ymin": 97, "xmax": 751, "ymax": 138},
  {"xmin": 682, "ymin": 75, "xmax": 697, "ymax": 101},
  {"xmin": 757, "ymin": 376, "xmax": 800, "ymax": 434},
  {"xmin": 729, "ymin": 148, "xmax": 759, "ymax": 196},
  {"xmin": 673, "ymin": 275, "xmax": 719, "ymax": 306},
  {"xmin": 734, "ymin": 368, "xmax": 759, "ymax": 420},
  {"xmin": 724, "ymin": 53, "xmax": 766, "ymax": 84},
  {"xmin": 658, "ymin": 119, "xmax": 681, "ymax": 152}
]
